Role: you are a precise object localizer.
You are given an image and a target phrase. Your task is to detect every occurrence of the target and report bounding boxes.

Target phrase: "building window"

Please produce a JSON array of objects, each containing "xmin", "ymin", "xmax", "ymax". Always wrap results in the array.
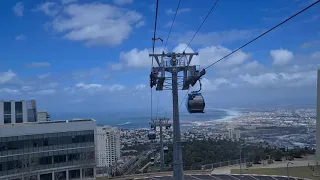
[
  {"xmin": 4, "ymin": 102, "xmax": 11, "ymax": 114},
  {"xmin": 55, "ymin": 171, "xmax": 66, "ymax": 180},
  {"xmin": 4, "ymin": 115, "xmax": 11, "ymax": 124},
  {"xmin": 15, "ymin": 102, "xmax": 23, "ymax": 123},
  {"xmin": 40, "ymin": 173, "xmax": 52, "ymax": 180},
  {"xmin": 16, "ymin": 114, "xmax": 23, "ymax": 123},
  {"xmin": 69, "ymin": 170, "xmax": 80, "ymax": 180},
  {"xmin": 39, "ymin": 156, "xmax": 53, "ymax": 165},
  {"xmin": 54, "ymin": 155, "xmax": 67, "ymax": 163},
  {"xmin": 4, "ymin": 102, "xmax": 11, "ymax": 124}
]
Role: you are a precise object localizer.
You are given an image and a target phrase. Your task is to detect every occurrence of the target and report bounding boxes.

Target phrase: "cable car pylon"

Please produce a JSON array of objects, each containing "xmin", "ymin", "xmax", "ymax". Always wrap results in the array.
[
  {"xmin": 149, "ymin": 52, "xmax": 205, "ymax": 180},
  {"xmin": 149, "ymin": 117, "xmax": 171, "ymax": 171}
]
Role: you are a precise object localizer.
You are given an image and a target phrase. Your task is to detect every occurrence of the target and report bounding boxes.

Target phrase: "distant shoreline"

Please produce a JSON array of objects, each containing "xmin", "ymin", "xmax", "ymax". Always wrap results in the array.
[
  {"xmin": 51, "ymin": 109, "xmax": 239, "ymax": 129},
  {"xmin": 213, "ymin": 109, "xmax": 241, "ymax": 121},
  {"xmin": 179, "ymin": 109, "xmax": 241, "ymax": 128}
]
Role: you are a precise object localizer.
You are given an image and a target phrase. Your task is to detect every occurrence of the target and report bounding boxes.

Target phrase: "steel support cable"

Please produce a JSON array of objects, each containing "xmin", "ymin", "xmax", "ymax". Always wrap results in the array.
[
  {"xmin": 163, "ymin": 0, "xmax": 182, "ymax": 52},
  {"xmin": 151, "ymin": 0, "xmax": 160, "ymax": 120},
  {"xmin": 184, "ymin": 0, "xmax": 219, "ymax": 52},
  {"xmin": 178, "ymin": 0, "xmax": 219, "ymax": 108},
  {"xmin": 179, "ymin": 89, "xmax": 190, "ymax": 109},
  {"xmin": 204, "ymin": 0, "xmax": 320, "ymax": 70}
]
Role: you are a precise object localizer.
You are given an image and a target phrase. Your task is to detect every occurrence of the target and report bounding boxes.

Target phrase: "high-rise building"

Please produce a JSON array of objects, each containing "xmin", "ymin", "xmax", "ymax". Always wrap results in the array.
[
  {"xmin": 235, "ymin": 130, "xmax": 241, "ymax": 141},
  {"xmin": 0, "ymin": 100, "xmax": 37, "ymax": 125},
  {"xmin": 228, "ymin": 129, "xmax": 234, "ymax": 140},
  {"xmin": 96, "ymin": 126, "xmax": 121, "ymax": 168},
  {"xmin": 0, "ymin": 119, "xmax": 97, "ymax": 180}
]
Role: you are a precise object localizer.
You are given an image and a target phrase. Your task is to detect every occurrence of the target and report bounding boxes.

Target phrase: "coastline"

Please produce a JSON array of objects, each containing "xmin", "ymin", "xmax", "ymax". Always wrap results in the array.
[
  {"xmin": 181, "ymin": 108, "xmax": 242, "ymax": 127},
  {"xmin": 214, "ymin": 108, "xmax": 241, "ymax": 121},
  {"xmin": 52, "ymin": 109, "xmax": 241, "ymax": 129}
]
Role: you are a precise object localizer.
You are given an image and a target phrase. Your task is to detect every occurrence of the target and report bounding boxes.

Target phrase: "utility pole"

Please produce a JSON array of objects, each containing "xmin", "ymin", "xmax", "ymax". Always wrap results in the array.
[
  {"xmin": 150, "ymin": 117, "xmax": 171, "ymax": 171},
  {"xmin": 149, "ymin": 52, "xmax": 204, "ymax": 180}
]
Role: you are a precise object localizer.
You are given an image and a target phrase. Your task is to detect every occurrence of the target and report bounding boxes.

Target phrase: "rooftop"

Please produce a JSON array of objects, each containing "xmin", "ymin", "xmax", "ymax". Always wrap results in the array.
[{"xmin": 0, "ymin": 118, "xmax": 96, "ymax": 127}]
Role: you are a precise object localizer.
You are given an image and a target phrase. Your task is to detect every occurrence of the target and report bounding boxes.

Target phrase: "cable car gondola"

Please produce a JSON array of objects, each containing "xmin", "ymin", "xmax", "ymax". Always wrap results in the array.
[
  {"xmin": 186, "ymin": 80, "xmax": 205, "ymax": 113},
  {"xmin": 148, "ymin": 130, "xmax": 156, "ymax": 140},
  {"xmin": 164, "ymin": 146, "xmax": 168, "ymax": 152}
]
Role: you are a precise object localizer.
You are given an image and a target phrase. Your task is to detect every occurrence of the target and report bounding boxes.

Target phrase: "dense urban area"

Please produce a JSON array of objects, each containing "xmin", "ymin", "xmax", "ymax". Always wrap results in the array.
[{"xmin": 121, "ymin": 108, "xmax": 316, "ymax": 149}]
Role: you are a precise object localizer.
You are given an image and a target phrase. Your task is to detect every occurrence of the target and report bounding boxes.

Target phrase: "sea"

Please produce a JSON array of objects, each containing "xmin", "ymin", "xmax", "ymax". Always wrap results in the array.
[{"xmin": 50, "ymin": 108, "xmax": 240, "ymax": 129}]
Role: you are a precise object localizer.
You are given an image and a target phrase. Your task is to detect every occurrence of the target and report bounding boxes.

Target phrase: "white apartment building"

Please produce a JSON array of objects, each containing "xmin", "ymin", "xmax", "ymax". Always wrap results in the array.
[
  {"xmin": 228, "ymin": 129, "xmax": 241, "ymax": 141},
  {"xmin": 0, "ymin": 100, "xmax": 37, "ymax": 124},
  {"xmin": 228, "ymin": 129, "xmax": 234, "ymax": 139},
  {"xmin": 96, "ymin": 126, "xmax": 121, "ymax": 168},
  {"xmin": 235, "ymin": 130, "xmax": 241, "ymax": 141}
]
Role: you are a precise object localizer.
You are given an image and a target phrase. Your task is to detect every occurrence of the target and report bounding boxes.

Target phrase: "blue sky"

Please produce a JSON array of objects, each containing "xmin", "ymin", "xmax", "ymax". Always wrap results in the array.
[{"xmin": 0, "ymin": 0, "xmax": 319, "ymax": 113}]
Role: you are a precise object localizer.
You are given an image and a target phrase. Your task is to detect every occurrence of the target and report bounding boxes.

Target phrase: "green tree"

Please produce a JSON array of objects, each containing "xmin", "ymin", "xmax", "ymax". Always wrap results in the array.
[{"xmin": 270, "ymin": 149, "xmax": 284, "ymax": 161}]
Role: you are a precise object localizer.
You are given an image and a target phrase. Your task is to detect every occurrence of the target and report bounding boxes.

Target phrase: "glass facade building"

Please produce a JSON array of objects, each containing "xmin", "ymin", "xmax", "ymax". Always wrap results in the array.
[
  {"xmin": 0, "ymin": 119, "xmax": 97, "ymax": 180},
  {"xmin": 0, "ymin": 100, "xmax": 37, "ymax": 125}
]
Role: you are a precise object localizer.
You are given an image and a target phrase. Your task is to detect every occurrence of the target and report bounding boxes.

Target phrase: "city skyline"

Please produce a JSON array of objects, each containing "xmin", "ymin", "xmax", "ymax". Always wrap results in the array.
[{"xmin": 0, "ymin": 0, "xmax": 319, "ymax": 113}]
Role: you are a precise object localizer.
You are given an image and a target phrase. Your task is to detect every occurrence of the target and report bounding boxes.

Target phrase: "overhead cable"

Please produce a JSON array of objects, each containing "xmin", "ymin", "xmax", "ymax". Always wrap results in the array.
[
  {"xmin": 163, "ymin": 0, "xmax": 182, "ymax": 52},
  {"xmin": 204, "ymin": 0, "xmax": 320, "ymax": 69},
  {"xmin": 151, "ymin": 0, "xmax": 160, "ymax": 120},
  {"xmin": 184, "ymin": 0, "xmax": 219, "ymax": 52}
]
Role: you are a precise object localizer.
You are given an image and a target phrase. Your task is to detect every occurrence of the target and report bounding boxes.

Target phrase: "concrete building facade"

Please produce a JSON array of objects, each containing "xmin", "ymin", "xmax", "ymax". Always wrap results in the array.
[
  {"xmin": 96, "ymin": 126, "xmax": 120, "ymax": 168},
  {"xmin": 0, "ymin": 100, "xmax": 37, "ymax": 125},
  {"xmin": 37, "ymin": 111, "xmax": 50, "ymax": 122},
  {"xmin": 0, "ymin": 119, "xmax": 97, "ymax": 180},
  {"xmin": 235, "ymin": 130, "xmax": 241, "ymax": 141}
]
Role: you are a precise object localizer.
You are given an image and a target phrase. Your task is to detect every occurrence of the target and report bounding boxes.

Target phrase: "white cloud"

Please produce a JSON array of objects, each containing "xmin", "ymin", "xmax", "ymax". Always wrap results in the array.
[
  {"xmin": 175, "ymin": 29, "xmax": 260, "ymax": 46},
  {"xmin": 75, "ymin": 83, "xmax": 102, "ymax": 89},
  {"xmin": 113, "ymin": 0, "xmax": 133, "ymax": 5},
  {"xmin": 65, "ymin": 83, "xmax": 125, "ymax": 95},
  {"xmin": 270, "ymin": 49, "xmax": 294, "ymax": 66},
  {"xmin": 120, "ymin": 48, "xmax": 151, "ymax": 68},
  {"xmin": 301, "ymin": 40, "xmax": 320, "ymax": 49},
  {"xmin": 61, "ymin": 0, "xmax": 78, "ymax": 4},
  {"xmin": 0, "ymin": 88, "xmax": 20, "ymax": 94},
  {"xmin": 135, "ymin": 20, "xmax": 145, "ymax": 28},
  {"xmin": 172, "ymin": 43, "xmax": 200, "ymax": 65},
  {"xmin": 166, "ymin": 8, "xmax": 191, "ymax": 15},
  {"xmin": 119, "ymin": 44, "xmax": 249, "ymax": 69},
  {"xmin": 197, "ymin": 45, "xmax": 250, "ymax": 67},
  {"xmin": 239, "ymin": 70, "xmax": 316, "ymax": 88},
  {"xmin": 135, "ymin": 84, "xmax": 146, "ymax": 90},
  {"xmin": 13, "ymin": 2, "xmax": 24, "ymax": 17},
  {"xmin": 108, "ymin": 84, "xmax": 125, "ymax": 92},
  {"xmin": 0, "ymin": 70, "xmax": 17, "ymax": 84},
  {"xmin": 244, "ymin": 61, "xmax": 260, "ymax": 69},
  {"xmin": 49, "ymin": 3, "xmax": 143, "ymax": 46},
  {"xmin": 196, "ymin": 77, "xmax": 236, "ymax": 92},
  {"xmin": 240, "ymin": 73, "xmax": 278, "ymax": 87},
  {"xmin": 15, "ymin": 34, "xmax": 26, "ymax": 41},
  {"xmin": 33, "ymin": 89, "xmax": 56, "ymax": 95},
  {"xmin": 33, "ymin": 2, "xmax": 59, "ymax": 16},
  {"xmin": 119, "ymin": 47, "xmax": 164, "ymax": 68},
  {"xmin": 25, "ymin": 62, "xmax": 51, "ymax": 68}
]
